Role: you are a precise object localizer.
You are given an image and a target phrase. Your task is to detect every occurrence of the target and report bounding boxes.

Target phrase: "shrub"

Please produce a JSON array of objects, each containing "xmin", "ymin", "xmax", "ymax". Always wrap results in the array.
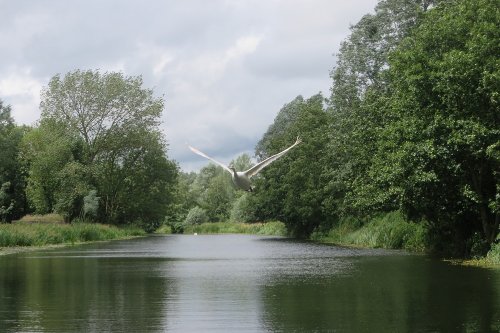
[
  {"xmin": 485, "ymin": 234, "xmax": 500, "ymax": 265},
  {"xmin": 230, "ymin": 193, "xmax": 257, "ymax": 223},
  {"xmin": 184, "ymin": 206, "xmax": 208, "ymax": 226}
]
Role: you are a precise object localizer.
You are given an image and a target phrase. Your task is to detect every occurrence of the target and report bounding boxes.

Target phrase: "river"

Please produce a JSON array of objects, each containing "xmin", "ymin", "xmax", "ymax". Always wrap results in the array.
[{"xmin": 0, "ymin": 234, "xmax": 498, "ymax": 332}]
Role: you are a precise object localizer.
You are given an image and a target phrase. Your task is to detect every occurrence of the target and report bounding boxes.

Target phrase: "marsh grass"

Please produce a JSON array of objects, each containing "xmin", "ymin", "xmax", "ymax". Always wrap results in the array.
[
  {"xmin": 183, "ymin": 221, "xmax": 286, "ymax": 236},
  {"xmin": 311, "ymin": 211, "xmax": 428, "ymax": 252},
  {"xmin": 0, "ymin": 222, "xmax": 145, "ymax": 247},
  {"xmin": 15, "ymin": 214, "xmax": 65, "ymax": 224},
  {"xmin": 155, "ymin": 225, "xmax": 173, "ymax": 234}
]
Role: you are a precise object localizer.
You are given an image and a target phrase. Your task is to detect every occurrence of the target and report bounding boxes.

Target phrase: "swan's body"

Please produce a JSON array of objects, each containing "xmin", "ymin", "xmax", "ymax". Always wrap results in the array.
[{"xmin": 188, "ymin": 137, "xmax": 302, "ymax": 192}]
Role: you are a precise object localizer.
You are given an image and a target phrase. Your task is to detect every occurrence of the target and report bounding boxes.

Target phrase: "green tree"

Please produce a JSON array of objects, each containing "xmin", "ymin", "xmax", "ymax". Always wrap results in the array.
[
  {"xmin": 203, "ymin": 172, "xmax": 234, "ymax": 221},
  {"xmin": 41, "ymin": 70, "xmax": 163, "ymax": 164},
  {"xmin": 0, "ymin": 100, "xmax": 27, "ymax": 221},
  {"xmin": 22, "ymin": 120, "xmax": 86, "ymax": 219},
  {"xmin": 31, "ymin": 70, "xmax": 178, "ymax": 227},
  {"xmin": 377, "ymin": 0, "xmax": 499, "ymax": 252},
  {"xmin": 166, "ymin": 171, "xmax": 198, "ymax": 228},
  {"xmin": 184, "ymin": 206, "xmax": 209, "ymax": 226},
  {"xmin": 254, "ymin": 94, "xmax": 330, "ymax": 236},
  {"xmin": 329, "ymin": 0, "xmax": 437, "ymax": 114},
  {"xmin": 325, "ymin": 0, "xmax": 442, "ymax": 219},
  {"xmin": 230, "ymin": 192, "xmax": 257, "ymax": 223}
]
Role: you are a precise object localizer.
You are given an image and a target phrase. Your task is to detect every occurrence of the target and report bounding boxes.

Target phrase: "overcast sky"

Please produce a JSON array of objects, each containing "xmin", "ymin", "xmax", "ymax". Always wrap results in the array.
[{"xmin": 0, "ymin": 0, "xmax": 378, "ymax": 171}]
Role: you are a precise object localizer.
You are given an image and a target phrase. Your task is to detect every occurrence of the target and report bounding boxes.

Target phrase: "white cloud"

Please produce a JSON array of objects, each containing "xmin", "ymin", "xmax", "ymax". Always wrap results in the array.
[{"xmin": 0, "ymin": 67, "xmax": 44, "ymax": 125}]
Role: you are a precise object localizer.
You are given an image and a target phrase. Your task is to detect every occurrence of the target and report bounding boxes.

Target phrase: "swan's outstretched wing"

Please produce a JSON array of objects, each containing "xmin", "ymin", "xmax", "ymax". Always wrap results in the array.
[
  {"xmin": 245, "ymin": 137, "xmax": 302, "ymax": 178},
  {"xmin": 188, "ymin": 145, "xmax": 232, "ymax": 174}
]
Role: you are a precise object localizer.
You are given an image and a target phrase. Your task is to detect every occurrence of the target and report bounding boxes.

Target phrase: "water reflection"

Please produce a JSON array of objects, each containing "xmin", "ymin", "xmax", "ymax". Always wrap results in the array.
[
  {"xmin": 0, "ymin": 252, "xmax": 172, "ymax": 332},
  {"xmin": 261, "ymin": 255, "xmax": 500, "ymax": 332},
  {"xmin": 0, "ymin": 235, "xmax": 498, "ymax": 332}
]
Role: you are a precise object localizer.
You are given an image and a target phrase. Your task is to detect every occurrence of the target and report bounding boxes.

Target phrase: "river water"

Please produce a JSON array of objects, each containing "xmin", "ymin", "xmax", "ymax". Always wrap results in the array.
[{"xmin": 0, "ymin": 235, "xmax": 498, "ymax": 332}]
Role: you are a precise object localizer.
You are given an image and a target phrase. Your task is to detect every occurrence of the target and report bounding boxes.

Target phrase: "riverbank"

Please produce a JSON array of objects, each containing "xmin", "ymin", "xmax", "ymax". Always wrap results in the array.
[
  {"xmin": 310, "ymin": 211, "xmax": 428, "ymax": 252},
  {"xmin": 0, "ymin": 222, "xmax": 145, "ymax": 255},
  {"xmin": 310, "ymin": 211, "xmax": 499, "ymax": 268},
  {"xmin": 167, "ymin": 221, "xmax": 287, "ymax": 236}
]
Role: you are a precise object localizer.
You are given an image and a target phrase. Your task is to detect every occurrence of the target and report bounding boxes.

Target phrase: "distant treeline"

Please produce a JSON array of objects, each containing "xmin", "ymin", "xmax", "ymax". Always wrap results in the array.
[{"xmin": 1, "ymin": 0, "xmax": 498, "ymax": 257}]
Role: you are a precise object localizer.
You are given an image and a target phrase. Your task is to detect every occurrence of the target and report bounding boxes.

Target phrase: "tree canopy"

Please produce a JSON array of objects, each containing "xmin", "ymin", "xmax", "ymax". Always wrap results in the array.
[{"xmin": 22, "ymin": 70, "xmax": 178, "ymax": 228}]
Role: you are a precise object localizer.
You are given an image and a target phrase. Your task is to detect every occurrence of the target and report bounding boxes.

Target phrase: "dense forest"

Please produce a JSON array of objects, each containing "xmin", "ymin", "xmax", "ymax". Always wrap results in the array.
[{"xmin": 0, "ymin": 0, "xmax": 498, "ymax": 257}]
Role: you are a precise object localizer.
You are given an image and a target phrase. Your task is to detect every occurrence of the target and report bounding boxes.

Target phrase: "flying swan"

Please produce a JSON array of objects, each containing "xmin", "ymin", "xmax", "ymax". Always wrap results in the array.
[{"xmin": 188, "ymin": 137, "xmax": 302, "ymax": 192}]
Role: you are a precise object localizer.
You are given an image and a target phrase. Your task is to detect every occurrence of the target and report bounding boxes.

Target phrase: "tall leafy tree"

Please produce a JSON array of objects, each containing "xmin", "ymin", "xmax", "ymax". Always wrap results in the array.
[
  {"xmin": 378, "ymin": 0, "xmax": 499, "ymax": 249},
  {"xmin": 329, "ymin": 0, "xmax": 437, "ymax": 114},
  {"xmin": 0, "ymin": 100, "xmax": 27, "ymax": 221},
  {"xmin": 326, "ymin": 0, "xmax": 441, "ymax": 218},
  {"xmin": 254, "ymin": 94, "xmax": 330, "ymax": 236},
  {"xmin": 22, "ymin": 119, "xmax": 91, "ymax": 220},
  {"xmin": 31, "ymin": 70, "xmax": 178, "ymax": 226},
  {"xmin": 41, "ymin": 70, "xmax": 163, "ymax": 164}
]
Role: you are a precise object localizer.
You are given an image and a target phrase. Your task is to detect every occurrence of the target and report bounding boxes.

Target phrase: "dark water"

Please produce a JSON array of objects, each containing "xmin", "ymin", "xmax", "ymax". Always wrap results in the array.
[{"xmin": 0, "ymin": 235, "xmax": 498, "ymax": 332}]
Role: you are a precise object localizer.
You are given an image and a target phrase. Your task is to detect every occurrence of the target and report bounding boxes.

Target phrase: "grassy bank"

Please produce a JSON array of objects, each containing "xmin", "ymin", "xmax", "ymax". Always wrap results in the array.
[
  {"xmin": 311, "ymin": 211, "xmax": 428, "ymax": 252},
  {"xmin": 182, "ymin": 221, "xmax": 287, "ymax": 236},
  {"xmin": 0, "ymin": 222, "xmax": 145, "ymax": 249},
  {"xmin": 310, "ymin": 211, "xmax": 499, "ymax": 267}
]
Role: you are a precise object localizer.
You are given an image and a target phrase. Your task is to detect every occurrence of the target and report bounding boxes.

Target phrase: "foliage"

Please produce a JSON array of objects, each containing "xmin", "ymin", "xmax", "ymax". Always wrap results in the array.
[
  {"xmin": 485, "ymin": 238, "xmax": 500, "ymax": 265},
  {"xmin": 21, "ymin": 120, "xmax": 82, "ymax": 216},
  {"xmin": 183, "ymin": 221, "xmax": 286, "ymax": 236},
  {"xmin": 202, "ymin": 171, "xmax": 234, "ymax": 221},
  {"xmin": 253, "ymin": 94, "xmax": 331, "ymax": 236},
  {"xmin": 329, "ymin": 0, "xmax": 437, "ymax": 114},
  {"xmin": 83, "ymin": 190, "xmax": 99, "ymax": 219},
  {"xmin": 184, "ymin": 206, "xmax": 209, "ymax": 226},
  {"xmin": 374, "ymin": 0, "xmax": 500, "ymax": 253},
  {"xmin": 0, "ymin": 100, "xmax": 27, "ymax": 222},
  {"xmin": 230, "ymin": 193, "xmax": 257, "ymax": 223},
  {"xmin": 22, "ymin": 70, "xmax": 178, "ymax": 227},
  {"xmin": 325, "ymin": 0, "xmax": 438, "ymax": 219},
  {"xmin": 311, "ymin": 211, "xmax": 428, "ymax": 252},
  {"xmin": 155, "ymin": 224, "xmax": 173, "ymax": 234}
]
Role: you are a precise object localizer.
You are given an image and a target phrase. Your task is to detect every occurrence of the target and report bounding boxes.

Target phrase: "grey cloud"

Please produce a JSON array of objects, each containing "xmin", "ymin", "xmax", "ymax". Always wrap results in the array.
[{"xmin": 0, "ymin": 0, "xmax": 379, "ymax": 171}]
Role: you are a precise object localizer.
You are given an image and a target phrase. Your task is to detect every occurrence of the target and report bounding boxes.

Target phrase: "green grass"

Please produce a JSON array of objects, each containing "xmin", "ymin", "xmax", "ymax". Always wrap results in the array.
[
  {"xmin": 311, "ymin": 211, "xmax": 428, "ymax": 252},
  {"xmin": 183, "ymin": 221, "xmax": 287, "ymax": 236},
  {"xmin": 0, "ymin": 222, "xmax": 145, "ymax": 248}
]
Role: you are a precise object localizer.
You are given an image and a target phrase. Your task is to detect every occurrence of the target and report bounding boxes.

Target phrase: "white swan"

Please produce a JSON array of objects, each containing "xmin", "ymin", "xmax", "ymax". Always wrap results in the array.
[{"xmin": 188, "ymin": 137, "xmax": 302, "ymax": 192}]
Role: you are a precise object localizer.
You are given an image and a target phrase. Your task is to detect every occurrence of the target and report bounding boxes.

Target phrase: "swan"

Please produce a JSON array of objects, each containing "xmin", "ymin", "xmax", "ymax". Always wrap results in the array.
[{"xmin": 188, "ymin": 137, "xmax": 302, "ymax": 192}]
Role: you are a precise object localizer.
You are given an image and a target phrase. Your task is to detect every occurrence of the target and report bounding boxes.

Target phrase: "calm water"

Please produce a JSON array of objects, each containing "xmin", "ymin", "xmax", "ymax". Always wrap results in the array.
[{"xmin": 0, "ymin": 235, "xmax": 498, "ymax": 332}]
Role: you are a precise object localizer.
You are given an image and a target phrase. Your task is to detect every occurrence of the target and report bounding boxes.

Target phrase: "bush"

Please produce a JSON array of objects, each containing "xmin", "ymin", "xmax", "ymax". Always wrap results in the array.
[
  {"xmin": 485, "ymin": 234, "xmax": 500, "ymax": 265},
  {"xmin": 230, "ymin": 193, "xmax": 257, "ymax": 223},
  {"xmin": 133, "ymin": 219, "xmax": 161, "ymax": 234},
  {"xmin": 466, "ymin": 232, "xmax": 490, "ymax": 258},
  {"xmin": 184, "ymin": 206, "xmax": 208, "ymax": 226}
]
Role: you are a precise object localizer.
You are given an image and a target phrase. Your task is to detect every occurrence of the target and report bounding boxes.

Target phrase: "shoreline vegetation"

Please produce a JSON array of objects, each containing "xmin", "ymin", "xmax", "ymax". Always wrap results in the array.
[
  {"xmin": 182, "ymin": 221, "xmax": 287, "ymax": 236},
  {"xmin": 2, "ymin": 214, "xmax": 498, "ymax": 268},
  {"xmin": 161, "ymin": 211, "xmax": 499, "ymax": 268},
  {"xmin": 0, "ymin": 214, "xmax": 145, "ymax": 255}
]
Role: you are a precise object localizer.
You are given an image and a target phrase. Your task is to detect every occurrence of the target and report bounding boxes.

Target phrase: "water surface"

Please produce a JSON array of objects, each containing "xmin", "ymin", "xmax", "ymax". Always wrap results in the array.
[{"xmin": 1, "ymin": 235, "xmax": 498, "ymax": 332}]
